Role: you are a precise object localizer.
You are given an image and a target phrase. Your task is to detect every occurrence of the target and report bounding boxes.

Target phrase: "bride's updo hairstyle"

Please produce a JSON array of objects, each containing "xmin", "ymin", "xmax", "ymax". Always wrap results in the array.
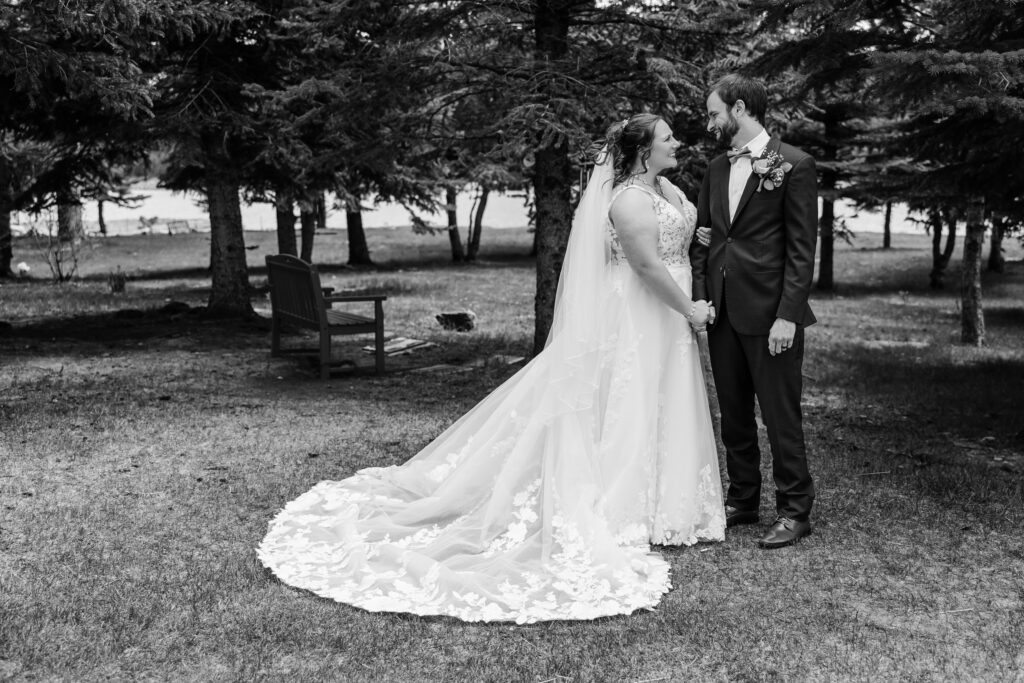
[{"xmin": 600, "ymin": 114, "xmax": 664, "ymax": 185}]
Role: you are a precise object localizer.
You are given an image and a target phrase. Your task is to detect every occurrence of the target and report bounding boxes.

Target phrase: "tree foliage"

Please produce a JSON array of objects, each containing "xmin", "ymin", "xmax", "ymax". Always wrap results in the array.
[
  {"xmin": 744, "ymin": 0, "xmax": 926, "ymax": 290},
  {"xmin": 3, "ymin": 0, "xmax": 1018, "ymax": 349},
  {"xmin": 867, "ymin": 0, "xmax": 1024, "ymax": 343},
  {"xmin": 396, "ymin": 0, "xmax": 739, "ymax": 351}
]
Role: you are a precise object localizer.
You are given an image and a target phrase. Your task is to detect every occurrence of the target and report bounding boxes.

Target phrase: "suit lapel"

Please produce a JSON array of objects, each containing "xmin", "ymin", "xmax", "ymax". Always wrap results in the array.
[{"xmin": 730, "ymin": 136, "xmax": 782, "ymax": 229}]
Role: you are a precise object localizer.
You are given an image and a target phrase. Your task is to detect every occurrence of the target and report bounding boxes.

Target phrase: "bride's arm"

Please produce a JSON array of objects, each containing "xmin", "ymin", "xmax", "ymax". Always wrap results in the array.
[{"xmin": 609, "ymin": 189, "xmax": 709, "ymax": 324}]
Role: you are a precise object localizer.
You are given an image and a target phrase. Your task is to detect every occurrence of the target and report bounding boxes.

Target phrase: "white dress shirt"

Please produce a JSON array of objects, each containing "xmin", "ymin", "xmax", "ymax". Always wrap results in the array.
[{"xmin": 728, "ymin": 129, "xmax": 771, "ymax": 221}]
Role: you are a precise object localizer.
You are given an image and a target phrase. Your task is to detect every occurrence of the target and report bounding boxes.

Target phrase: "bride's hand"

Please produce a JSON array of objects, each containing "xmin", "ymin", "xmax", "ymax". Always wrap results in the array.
[
  {"xmin": 695, "ymin": 226, "xmax": 712, "ymax": 247},
  {"xmin": 688, "ymin": 300, "xmax": 710, "ymax": 326}
]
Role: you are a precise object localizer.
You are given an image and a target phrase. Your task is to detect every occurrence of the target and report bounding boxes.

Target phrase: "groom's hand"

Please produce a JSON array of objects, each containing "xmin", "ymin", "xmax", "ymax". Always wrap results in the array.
[
  {"xmin": 690, "ymin": 300, "xmax": 713, "ymax": 332},
  {"xmin": 768, "ymin": 318, "xmax": 796, "ymax": 356},
  {"xmin": 695, "ymin": 226, "xmax": 712, "ymax": 247}
]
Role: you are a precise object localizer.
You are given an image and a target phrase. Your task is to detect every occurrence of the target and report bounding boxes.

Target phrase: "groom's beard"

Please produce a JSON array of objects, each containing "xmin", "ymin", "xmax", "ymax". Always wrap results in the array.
[{"xmin": 713, "ymin": 114, "xmax": 741, "ymax": 148}]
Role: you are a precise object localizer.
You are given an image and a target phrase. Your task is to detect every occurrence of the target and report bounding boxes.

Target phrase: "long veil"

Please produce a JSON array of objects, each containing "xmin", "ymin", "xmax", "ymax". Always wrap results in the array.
[
  {"xmin": 537, "ymin": 152, "xmax": 615, "ymax": 417},
  {"xmin": 547, "ymin": 151, "xmax": 613, "ymax": 347}
]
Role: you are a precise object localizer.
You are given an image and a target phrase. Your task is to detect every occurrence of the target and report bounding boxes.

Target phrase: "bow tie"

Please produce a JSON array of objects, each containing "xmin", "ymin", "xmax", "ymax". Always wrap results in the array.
[{"xmin": 727, "ymin": 147, "xmax": 753, "ymax": 164}]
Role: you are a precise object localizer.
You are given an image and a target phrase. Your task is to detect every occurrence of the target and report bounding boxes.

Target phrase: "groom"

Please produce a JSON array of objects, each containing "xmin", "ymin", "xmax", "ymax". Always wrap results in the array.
[{"xmin": 690, "ymin": 74, "xmax": 818, "ymax": 549}]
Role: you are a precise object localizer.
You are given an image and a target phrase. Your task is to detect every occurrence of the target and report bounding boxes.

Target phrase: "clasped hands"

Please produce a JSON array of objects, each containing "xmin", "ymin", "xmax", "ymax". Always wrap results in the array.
[
  {"xmin": 688, "ymin": 300, "xmax": 715, "ymax": 331},
  {"xmin": 689, "ymin": 226, "xmax": 714, "ymax": 332}
]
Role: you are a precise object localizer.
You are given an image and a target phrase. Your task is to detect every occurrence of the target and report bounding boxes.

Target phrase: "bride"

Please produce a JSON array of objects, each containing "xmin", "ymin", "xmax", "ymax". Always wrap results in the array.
[{"xmin": 258, "ymin": 114, "xmax": 726, "ymax": 623}]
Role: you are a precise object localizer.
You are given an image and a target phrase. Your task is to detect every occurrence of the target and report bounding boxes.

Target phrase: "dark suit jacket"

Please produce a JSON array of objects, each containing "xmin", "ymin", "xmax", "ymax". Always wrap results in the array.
[{"xmin": 690, "ymin": 136, "xmax": 818, "ymax": 335}]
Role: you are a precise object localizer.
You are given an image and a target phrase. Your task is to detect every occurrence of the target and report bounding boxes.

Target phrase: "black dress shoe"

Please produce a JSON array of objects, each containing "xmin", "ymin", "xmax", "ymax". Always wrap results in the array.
[
  {"xmin": 758, "ymin": 516, "xmax": 812, "ymax": 549},
  {"xmin": 724, "ymin": 505, "xmax": 759, "ymax": 527}
]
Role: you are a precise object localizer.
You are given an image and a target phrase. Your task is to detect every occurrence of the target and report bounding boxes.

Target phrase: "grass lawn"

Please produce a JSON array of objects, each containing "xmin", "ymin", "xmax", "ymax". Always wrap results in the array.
[{"xmin": 1, "ymin": 226, "xmax": 1022, "ymax": 682}]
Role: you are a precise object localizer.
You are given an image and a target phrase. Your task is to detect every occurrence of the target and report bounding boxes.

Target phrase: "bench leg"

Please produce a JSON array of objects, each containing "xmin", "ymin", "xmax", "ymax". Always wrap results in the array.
[
  {"xmin": 319, "ymin": 330, "xmax": 331, "ymax": 380},
  {"xmin": 374, "ymin": 301, "xmax": 385, "ymax": 375}
]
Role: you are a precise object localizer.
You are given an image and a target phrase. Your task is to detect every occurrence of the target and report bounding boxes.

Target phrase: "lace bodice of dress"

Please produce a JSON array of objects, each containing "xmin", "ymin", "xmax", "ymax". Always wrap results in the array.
[{"xmin": 607, "ymin": 178, "xmax": 696, "ymax": 267}]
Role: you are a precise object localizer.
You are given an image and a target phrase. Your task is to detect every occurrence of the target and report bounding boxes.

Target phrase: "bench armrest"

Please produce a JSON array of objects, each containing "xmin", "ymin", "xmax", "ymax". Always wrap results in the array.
[{"xmin": 324, "ymin": 294, "xmax": 388, "ymax": 304}]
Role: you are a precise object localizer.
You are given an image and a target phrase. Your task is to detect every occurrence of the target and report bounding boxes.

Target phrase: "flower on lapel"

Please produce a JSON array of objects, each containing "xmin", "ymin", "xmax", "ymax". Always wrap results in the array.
[{"xmin": 751, "ymin": 150, "xmax": 793, "ymax": 192}]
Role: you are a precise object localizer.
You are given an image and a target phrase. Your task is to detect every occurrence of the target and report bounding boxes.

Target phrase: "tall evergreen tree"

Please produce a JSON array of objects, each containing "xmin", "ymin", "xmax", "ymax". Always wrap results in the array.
[
  {"xmin": 245, "ymin": 1, "xmax": 441, "ymax": 267},
  {"xmin": 0, "ymin": 0, "xmax": 167, "ymax": 275},
  {"xmin": 747, "ymin": 0, "xmax": 923, "ymax": 291},
  {"xmin": 868, "ymin": 0, "xmax": 1024, "ymax": 345},
  {"xmin": 153, "ymin": 2, "xmax": 286, "ymax": 316}
]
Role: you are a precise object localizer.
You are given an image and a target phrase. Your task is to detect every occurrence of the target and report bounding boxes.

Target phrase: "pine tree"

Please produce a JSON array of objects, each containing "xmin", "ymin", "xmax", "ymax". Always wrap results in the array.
[
  {"xmin": 0, "ymin": 0, "xmax": 167, "ymax": 276},
  {"xmin": 867, "ymin": 0, "xmax": 1024, "ymax": 345},
  {"xmin": 244, "ymin": 1, "xmax": 443, "ymax": 267},
  {"xmin": 152, "ymin": 2, "xmax": 294, "ymax": 316},
  {"xmin": 746, "ymin": 0, "xmax": 924, "ymax": 291}
]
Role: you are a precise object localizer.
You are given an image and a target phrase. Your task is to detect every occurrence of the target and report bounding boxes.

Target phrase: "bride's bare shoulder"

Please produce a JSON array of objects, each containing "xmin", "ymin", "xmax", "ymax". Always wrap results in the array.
[
  {"xmin": 609, "ymin": 186, "xmax": 657, "ymax": 229},
  {"xmin": 609, "ymin": 185, "xmax": 653, "ymax": 212}
]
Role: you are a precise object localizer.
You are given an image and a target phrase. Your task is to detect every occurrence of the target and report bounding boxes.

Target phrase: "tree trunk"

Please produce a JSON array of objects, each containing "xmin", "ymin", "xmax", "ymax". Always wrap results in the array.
[
  {"xmin": 816, "ymin": 121, "xmax": 838, "ymax": 291},
  {"xmin": 0, "ymin": 159, "xmax": 11, "ymax": 276},
  {"xmin": 206, "ymin": 175, "xmax": 253, "ymax": 317},
  {"xmin": 988, "ymin": 215, "xmax": 1005, "ymax": 273},
  {"xmin": 928, "ymin": 210, "xmax": 943, "ymax": 287},
  {"xmin": 531, "ymin": 0, "xmax": 572, "ymax": 354},
  {"xmin": 532, "ymin": 145, "xmax": 572, "ymax": 354},
  {"xmin": 97, "ymin": 200, "xmax": 107, "ymax": 236},
  {"xmin": 299, "ymin": 199, "xmax": 316, "ymax": 262},
  {"xmin": 274, "ymin": 191, "xmax": 297, "ymax": 256},
  {"xmin": 817, "ymin": 198, "xmax": 834, "ymax": 290},
  {"xmin": 445, "ymin": 186, "xmax": 465, "ymax": 263},
  {"xmin": 467, "ymin": 186, "xmax": 489, "ymax": 261},
  {"xmin": 57, "ymin": 199, "xmax": 83, "ymax": 242},
  {"xmin": 345, "ymin": 200, "xmax": 373, "ymax": 265},
  {"xmin": 314, "ymin": 192, "xmax": 327, "ymax": 230},
  {"xmin": 882, "ymin": 201, "xmax": 892, "ymax": 249},
  {"xmin": 942, "ymin": 211, "xmax": 957, "ymax": 263},
  {"xmin": 929, "ymin": 209, "xmax": 957, "ymax": 289},
  {"xmin": 961, "ymin": 197, "xmax": 985, "ymax": 346},
  {"xmin": 0, "ymin": 207, "xmax": 12, "ymax": 277}
]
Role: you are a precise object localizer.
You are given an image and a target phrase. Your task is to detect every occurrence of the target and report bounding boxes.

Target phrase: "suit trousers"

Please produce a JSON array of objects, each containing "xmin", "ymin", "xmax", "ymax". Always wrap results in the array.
[{"xmin": 708, "ymin": 292, "xmax": 815, "ymax": 521}]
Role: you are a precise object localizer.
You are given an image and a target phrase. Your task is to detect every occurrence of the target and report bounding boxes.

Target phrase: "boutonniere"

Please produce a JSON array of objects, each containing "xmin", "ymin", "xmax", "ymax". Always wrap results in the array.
[{"xmin": 751, "ymin": 151, "xmax": 793, "ymax": 192}]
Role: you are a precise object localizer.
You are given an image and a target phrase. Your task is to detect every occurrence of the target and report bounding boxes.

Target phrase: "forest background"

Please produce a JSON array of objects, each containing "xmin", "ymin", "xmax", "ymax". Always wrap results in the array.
[{"xmin": 2, "ymin": 0, "xmax": 1021, "ymax": 349}]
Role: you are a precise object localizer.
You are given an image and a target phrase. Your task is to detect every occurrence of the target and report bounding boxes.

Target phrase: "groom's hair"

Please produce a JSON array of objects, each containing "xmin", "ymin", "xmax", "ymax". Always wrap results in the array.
[{"xmin": 709, "ymin": 74, "xmax": 768, "ymax": 125}]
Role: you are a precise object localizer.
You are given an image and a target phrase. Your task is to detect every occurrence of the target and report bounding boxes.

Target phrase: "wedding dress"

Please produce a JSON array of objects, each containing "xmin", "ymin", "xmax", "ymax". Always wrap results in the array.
[{"xmin": 258, "ymin": 157, "xmax": 725, "ymax": 623}]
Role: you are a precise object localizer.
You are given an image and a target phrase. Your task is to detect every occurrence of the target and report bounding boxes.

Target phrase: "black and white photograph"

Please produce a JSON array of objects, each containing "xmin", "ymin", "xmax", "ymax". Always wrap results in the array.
[{"xmin": 1, "ymin": 1, "xmax": 1022, "ymax": 680}]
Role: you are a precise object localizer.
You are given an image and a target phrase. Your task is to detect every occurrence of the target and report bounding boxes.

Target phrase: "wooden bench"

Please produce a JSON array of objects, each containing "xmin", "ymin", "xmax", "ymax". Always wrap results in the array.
[{"xmin": 265, "ymin": 254, "xmax": 387, "ymax": 379}]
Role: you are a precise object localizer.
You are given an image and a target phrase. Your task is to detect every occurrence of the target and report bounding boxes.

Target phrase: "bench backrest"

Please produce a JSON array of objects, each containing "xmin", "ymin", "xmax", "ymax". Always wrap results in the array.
[{"xmin": 265, "ymin": 254, "xmax": 328, "ymax": 329}]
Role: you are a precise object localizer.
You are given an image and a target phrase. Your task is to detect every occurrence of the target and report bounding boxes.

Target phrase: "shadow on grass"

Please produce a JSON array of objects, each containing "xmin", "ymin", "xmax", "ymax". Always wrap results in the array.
[
  {"xmin": 816, "ymin": 340, "xmax": 1024, "ymax": 468},
  {"xmin": 76, "ymin": 266, "xmax": 214, "ymax": 282},
  {"xmin": 823, "ymin": 260, "xmax": 1023, "ymax": 299},
  {"xmin": 985, "ymin": 306, "xmax": 1024, "ymax": 326},
  {"xmin": 848, "ymin": 246, "xmax": 924, "ymax": 253},
  {"xmin": 371, "ymin": 251, "xmax": 536, "ymax": 272},
  {"xmin": 808, "ymin": 346, "xmax": 1024, "ymax": 529},
  {"xmin": 1, "ymin": 300, "xmax": 532, "ymax": 386},
  {"xmin": 70, "ymin": 253, "xmax": 535, "ymax": 285},
  {"xmin": 1, "ymin": 304, "xmax": 269, "ymax": 346}
]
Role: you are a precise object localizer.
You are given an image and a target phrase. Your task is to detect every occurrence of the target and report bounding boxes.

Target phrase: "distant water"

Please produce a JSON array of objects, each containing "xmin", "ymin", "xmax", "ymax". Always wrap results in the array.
[{"xmin": 11, "ymin": 178, "xmax": 921, "ymax": 237}]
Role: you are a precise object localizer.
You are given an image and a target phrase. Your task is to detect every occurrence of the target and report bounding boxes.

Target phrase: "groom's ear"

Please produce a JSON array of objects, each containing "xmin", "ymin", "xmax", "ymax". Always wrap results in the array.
[{"xmin": 732, "ymin": 99, "xmax": 747, "ymax": 117}]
